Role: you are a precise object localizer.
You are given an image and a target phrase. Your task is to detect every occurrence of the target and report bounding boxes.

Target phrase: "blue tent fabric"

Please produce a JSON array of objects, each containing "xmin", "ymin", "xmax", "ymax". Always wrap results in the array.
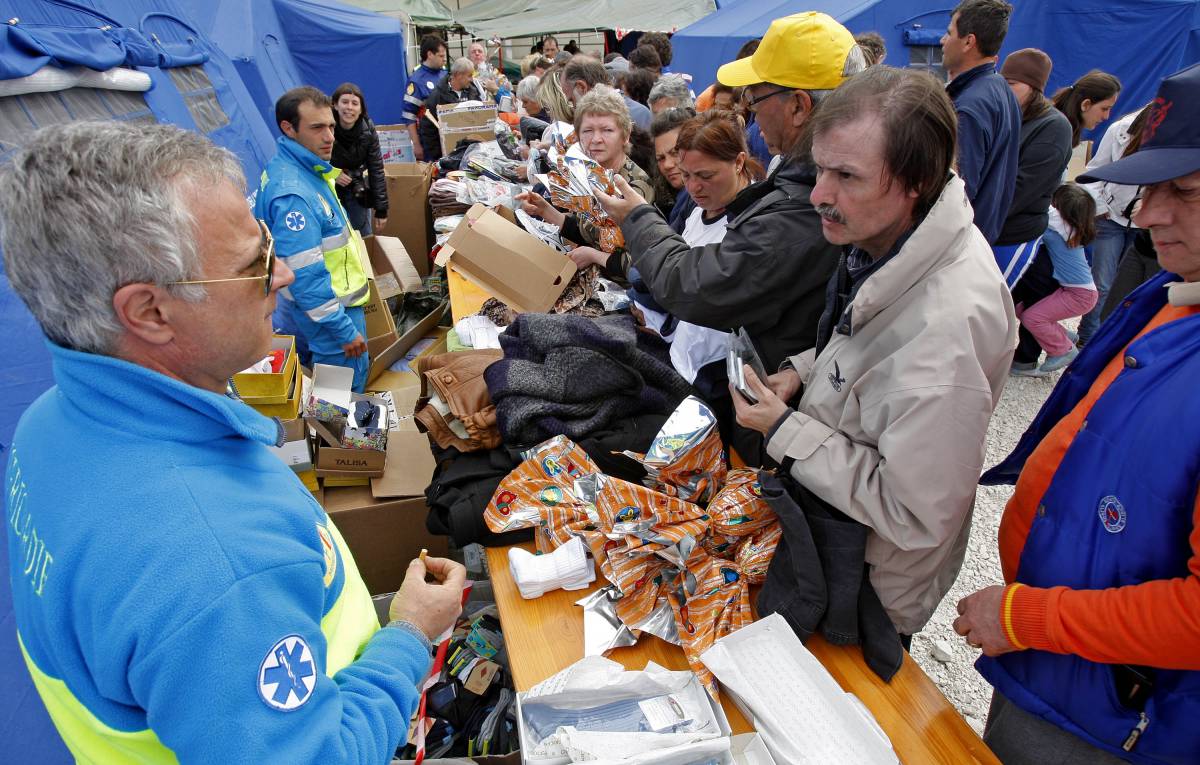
[
  {"xmin": 670, "ymin": 0, "xmax": 954, "ymax": 94},
  {"xmin": 176, "ymin": 0, "xmax": 409, "ymax": 130},
  {"xmin": 672, "ymin": 0, "xmax": 1199, "ymax": 144},
  {"xmin": 0, "ymin": 23, "xmax": 206, "ymax": 79}
]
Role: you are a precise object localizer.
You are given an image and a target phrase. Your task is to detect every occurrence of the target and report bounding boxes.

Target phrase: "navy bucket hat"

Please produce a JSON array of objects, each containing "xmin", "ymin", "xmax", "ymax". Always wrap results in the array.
[{"xmin": 1077, "ymin": 62, "xmax": 1200, "ymax": 185}]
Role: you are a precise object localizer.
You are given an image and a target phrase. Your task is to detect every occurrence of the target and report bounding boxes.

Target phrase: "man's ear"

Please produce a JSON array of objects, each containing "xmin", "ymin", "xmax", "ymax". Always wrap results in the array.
[
  {"xmin": 789, "ymin": 89, "xmax": 814, "ymax": 128},
  {"xmin": 279, "ymin": 120, "xmax": 297, "ymax": 140},
  {"xmin": 112, "ymin": 283, "xmax": 177, "ymax": 346}
]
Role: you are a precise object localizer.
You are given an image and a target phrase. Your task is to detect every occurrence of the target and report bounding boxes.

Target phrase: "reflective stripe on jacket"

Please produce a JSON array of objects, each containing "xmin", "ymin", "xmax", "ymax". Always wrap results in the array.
[{"xmin": 255, "ymin": 137, "xmax": 368, "ymax": 345}]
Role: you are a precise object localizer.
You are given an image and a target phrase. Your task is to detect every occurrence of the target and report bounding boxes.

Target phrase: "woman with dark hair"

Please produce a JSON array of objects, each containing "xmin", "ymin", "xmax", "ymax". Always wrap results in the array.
[
  {"xmin": 625, "ymin": 111, "xmax": 766, "ymax": 394},
  {"xmin": 1052, "ymin": 69, "xmax": 1121, "ymax": 148},
  {"xmin": 329, "ymin": 82, "xmax": 387, "ymax": 235},
  {"xmin": 993, "ymin": 49, "xmax": 1073, "ymax": 289},
  {"xmin": 649, "ymin": 106, "xmax": 698, "ymax": 229},
  {"xmin": 1077, "ymin": 103, "xmax": 1152, "ymax": 343}
]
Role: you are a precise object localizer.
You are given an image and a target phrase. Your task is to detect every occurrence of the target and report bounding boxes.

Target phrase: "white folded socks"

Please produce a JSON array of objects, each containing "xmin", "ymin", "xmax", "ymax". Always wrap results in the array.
[{"xmin": 508, "ymin": 536, "xmax": 596, "ymax": 599}]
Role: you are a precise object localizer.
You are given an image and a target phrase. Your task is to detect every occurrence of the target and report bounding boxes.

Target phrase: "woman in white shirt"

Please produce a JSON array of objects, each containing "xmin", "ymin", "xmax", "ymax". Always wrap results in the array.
[{"xmin": 573, "ymin": 110, "xmax": 764, "ymax": 384}]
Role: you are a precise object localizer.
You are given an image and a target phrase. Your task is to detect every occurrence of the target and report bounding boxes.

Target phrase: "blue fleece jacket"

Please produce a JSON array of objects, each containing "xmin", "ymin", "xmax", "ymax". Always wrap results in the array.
[
  {"xmin": 947, "ymin": 62, "xmax": 1022, "ymax": 244},
  {"xmin": 6, "ymin": 343, "xmax": 430, "ymax": 764}
]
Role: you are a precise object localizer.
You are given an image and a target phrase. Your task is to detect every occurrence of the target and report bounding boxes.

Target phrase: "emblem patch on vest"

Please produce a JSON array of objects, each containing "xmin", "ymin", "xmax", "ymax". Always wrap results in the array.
[
  {"xmin": 258, "ymin": 635, "xmax": 316, "ymax": 711},
  {"xmin": 1098, "ymin": 495, "xmax": 1126, "ymax": 534},
  {"xmin": 828, "ymin": 361, "xmax": 846, "ymax": 392},
  {"xmin": 285, "ymin": 210, "xmax": 306, "ymax": 231}
]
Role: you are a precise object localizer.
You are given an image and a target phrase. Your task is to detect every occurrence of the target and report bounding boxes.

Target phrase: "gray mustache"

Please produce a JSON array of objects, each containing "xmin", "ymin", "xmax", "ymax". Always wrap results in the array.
[{"xmin": 815, "ymin": 204, "xmax": 845, "ymax": 224}]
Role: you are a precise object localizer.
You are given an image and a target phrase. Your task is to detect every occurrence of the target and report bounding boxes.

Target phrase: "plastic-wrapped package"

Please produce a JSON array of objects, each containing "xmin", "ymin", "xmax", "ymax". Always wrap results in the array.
[
  {"xmin": 706, "ymin": 469, "xmax": 775, "ymax": 537},
  {"xmin": 625, "ymin": 397, "xmax": 728, "ymax": 505},
  {"xmin": 494, "ymin": 119, "xmax": 522, "ymax": 160}
]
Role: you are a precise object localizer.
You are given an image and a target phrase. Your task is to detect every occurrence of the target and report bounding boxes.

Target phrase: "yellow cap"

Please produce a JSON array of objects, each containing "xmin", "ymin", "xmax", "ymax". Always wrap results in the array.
[{"xmin": 717, "ymin": 12, "xmax": 858, "ymax": 91}]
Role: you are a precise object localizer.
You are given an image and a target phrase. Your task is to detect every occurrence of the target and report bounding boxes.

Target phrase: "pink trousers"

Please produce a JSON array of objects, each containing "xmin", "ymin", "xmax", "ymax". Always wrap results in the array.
[{"xmin": 1017, "ymin": 286, "xmax": 1098, "ymax": 356}]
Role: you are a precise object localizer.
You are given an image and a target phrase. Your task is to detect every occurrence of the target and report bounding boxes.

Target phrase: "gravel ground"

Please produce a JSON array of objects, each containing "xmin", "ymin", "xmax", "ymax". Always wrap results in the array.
[{"xmin": 909, "ymin": 362, "xmax": 1068, "ymax": 735}]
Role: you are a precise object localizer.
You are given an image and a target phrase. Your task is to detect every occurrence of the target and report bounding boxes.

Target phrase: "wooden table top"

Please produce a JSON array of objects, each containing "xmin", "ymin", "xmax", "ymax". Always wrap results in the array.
[{"xmin": 486, "ymin": 542, "xmax": 1000, "ymax": 765}]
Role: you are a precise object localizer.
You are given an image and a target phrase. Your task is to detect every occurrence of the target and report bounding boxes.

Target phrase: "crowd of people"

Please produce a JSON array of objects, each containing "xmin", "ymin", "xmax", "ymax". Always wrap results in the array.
[{"xmin": 2, "ymin": 1, "xmax": 1198, "ymax": 763}]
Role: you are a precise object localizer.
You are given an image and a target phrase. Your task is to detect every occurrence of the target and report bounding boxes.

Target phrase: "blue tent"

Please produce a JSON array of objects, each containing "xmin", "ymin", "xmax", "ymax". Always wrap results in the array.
[
  {"xmin": 176, "ymin": 0, "xmax": 409, "ymax": 129},
  {"xmin": 0, "ymin": 1, "xmax": 405, "ymax": 760},
  {"xmin": 671, "ymin": 0, "xmax": 1200, "ymax": 143},
  {"xmin": 671, "ymin": 0, "xmax": 952, "ymax": 99}
]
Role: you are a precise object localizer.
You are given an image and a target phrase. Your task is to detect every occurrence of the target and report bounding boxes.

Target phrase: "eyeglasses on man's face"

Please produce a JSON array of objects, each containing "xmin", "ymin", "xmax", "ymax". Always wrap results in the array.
[
  {"xmin": 742, "ymin": 86, "xmax": 793, "ymax": 112},
  {"xmin": 169, "ymin": 220, "xmax": 276, "ymax": 296}
]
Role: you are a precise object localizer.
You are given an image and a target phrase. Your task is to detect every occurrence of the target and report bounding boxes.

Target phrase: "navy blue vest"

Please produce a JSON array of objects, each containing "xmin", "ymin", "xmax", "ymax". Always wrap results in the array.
[{"xmin": 979, "ymin": 271, "xmax": 1200, "ymax": 764}]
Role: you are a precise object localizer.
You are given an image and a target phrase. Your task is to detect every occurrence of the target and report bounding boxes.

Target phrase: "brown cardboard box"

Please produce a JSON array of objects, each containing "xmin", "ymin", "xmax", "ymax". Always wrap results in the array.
[
  {"xmin": 367, "ymin": 301, "xmax": 449, "ymax": 384},
  {"xmin": 369, "ymin": 386, "xmax": 436, "ymax": 499},
  {"xmin": 322, "ymin": 486, "xmax": 449, "ymax": 595},
  {"xmin": 375, "ymin": 123, "xmax": 415, "ymax": 163},
  {"xmin": 376, "ymin": 163, "xmax": 433, "ymax": 275},
  {"xmin": 314, "ymin": 441, "xmax": 387, "ymax": 477},
  {"xmin": 436, "ymin": 103, "xmax": 497, "ymax": 155},
  {"xmin": 362, "ymin": 234, "xmax": 427, "ymax": 362},
  {"xmin": 436, "ymin": 203, "xmax": 576, "ymax": 314}
]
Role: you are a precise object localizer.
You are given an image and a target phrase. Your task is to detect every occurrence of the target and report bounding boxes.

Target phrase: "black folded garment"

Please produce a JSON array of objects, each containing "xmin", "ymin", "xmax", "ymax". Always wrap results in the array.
[
  {"xmin": 485, "ymin": 313, "xmax": 693, "ymax": 448},
  {"xmin": 425, "ymin": 412, "xmax": 667, "ymax": 547},
  {"xmin": 756, "ymin": 472, "xmax": 903, "ymax": 682}
]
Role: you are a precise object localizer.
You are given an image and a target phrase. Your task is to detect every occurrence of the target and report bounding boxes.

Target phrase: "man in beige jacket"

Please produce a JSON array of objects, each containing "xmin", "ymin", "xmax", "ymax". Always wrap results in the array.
[{"xmin": 734, "ymin": 66, "xmax": 1017, "ymax": 639}]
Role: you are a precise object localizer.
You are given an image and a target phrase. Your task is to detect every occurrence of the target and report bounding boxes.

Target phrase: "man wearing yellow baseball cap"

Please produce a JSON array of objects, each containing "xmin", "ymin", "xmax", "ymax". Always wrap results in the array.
[
  {"xmin": 595, "ymin": 11, "xmax": 864, "ymax": 466},
  {"xmin": 717, "ymin": 11, "xmax": 865, "ymax": 158}
]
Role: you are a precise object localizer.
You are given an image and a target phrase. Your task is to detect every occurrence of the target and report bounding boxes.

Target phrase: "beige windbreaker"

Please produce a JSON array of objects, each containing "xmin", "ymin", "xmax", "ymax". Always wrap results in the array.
[{"xmin": 766, "ymin": 173, "xmax": 1018, "ymax": 635}]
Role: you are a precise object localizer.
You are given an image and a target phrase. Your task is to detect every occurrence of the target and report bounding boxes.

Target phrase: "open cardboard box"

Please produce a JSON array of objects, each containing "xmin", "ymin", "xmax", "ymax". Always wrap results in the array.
[
  {"xmin": 436, "ymin": 203, "xmax": 576, "ymax": 314},
  {"xmin": 369, "ymin": 385, "xmax": 437, "ymax": 499},
  {"xmin": 376, "ymin": 163, "xmax": 434, "ymax": 274},
  {"xmin": 234, "ymin": 335, "xmax": 297, "ymax": 403},
  {"xmin": 245, "ymin": 360, "xmax": 302, "ymax": 420},
  {"xmin": 436, "ymin": 102, "xmax": 497, "ymax": 155},
  {"xmin": 322, "ymin": 486, "xmax": 449, "ymax": 595},
  {"xmin": 367, "ymin": 301, "xmax": 450, "ymax": 385}
]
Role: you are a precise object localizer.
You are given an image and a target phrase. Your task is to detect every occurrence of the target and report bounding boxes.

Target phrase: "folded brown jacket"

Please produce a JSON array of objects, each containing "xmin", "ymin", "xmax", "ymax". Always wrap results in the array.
[{"xmin": 414, "ymin": 349, "xmax": 504, "ymax": 452}]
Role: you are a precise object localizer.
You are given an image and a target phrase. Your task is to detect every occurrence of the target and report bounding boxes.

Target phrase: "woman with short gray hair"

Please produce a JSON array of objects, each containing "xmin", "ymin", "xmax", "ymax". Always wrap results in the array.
[{"xmin": 517, "ymin": 85, "xmax": 654, "ymax": 280}]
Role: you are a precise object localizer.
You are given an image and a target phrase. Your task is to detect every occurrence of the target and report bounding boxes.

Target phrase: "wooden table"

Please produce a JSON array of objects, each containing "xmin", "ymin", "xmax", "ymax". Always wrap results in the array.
[{"xmin": 487, "ymin": 542, "xmax": 1000, "ymax": 765}]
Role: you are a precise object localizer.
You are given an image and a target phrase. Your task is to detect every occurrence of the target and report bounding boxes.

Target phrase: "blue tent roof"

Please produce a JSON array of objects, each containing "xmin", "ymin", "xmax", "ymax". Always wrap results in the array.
[
  {"xmin": 672, "ymin": 0, "xmax": 1200, "ymax": 144},
  {"xmin": 670, "ymin": 0, "xmax": 950, "ymax": 97}
]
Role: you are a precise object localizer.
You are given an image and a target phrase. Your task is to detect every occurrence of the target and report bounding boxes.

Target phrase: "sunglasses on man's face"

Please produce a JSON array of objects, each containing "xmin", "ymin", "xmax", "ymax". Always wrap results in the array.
[{"xmin": 169, "ymin": 220, "xmax": 276, "ymax": 296}]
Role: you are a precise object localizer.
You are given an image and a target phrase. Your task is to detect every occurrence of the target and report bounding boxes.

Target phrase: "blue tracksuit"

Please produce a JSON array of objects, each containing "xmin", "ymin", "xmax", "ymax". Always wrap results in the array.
[
  {"xmin": 6, "ymin": 343, "xmax": 430, "ymax": 763},
  {"xmin": 947, "ymin": 62, "xmax": 1022, "ymax": 245}
]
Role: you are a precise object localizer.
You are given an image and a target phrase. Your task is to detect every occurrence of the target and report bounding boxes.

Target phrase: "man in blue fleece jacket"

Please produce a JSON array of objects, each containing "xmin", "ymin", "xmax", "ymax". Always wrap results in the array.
[{"xmin": 1, "ymin": 121, "xmax": 466, "ymax": 764}]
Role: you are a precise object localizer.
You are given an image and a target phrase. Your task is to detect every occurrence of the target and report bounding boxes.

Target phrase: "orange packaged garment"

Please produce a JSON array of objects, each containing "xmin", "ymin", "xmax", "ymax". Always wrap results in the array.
[
  {"xmin": 483, "ymin": 435, "xmax": 601, "ymax": 552},
  {"xmin": 667, "ymin": 547, "xmax": 754, "ymax": 697},
  {"xmin": 625, "ymin": 396, "xmax": 728, "ymax": 505},
  {"xmin": 708, "ymin": 469, "xmax": 775, "ymax": 537}
]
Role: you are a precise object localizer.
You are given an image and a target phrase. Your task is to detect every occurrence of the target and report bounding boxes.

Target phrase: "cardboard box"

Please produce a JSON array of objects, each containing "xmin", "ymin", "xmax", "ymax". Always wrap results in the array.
[
  {"xmin": 306, "ymin": 364, "xmax": 355, "ymax": 421},
  {"xmin": 234, "ymin": 335, "xmax": 297, "ymax": 403},
  {"xmin": 322, "ymin": 486, "xmax": 449, "ymax": 595},
  {"xmin": 246, "ymin": 360, "xmax": 303, "ymax": 420},
  {"xmin": 436, "ymin": 204, "xmax": 576, "ymax": 314},
  {"xmin": 367, "ymin": 301, "xmax": 450, "ymax": 384},
  {"xmin": 436, "ymin": 102, "xmax": 497, "ymax": 155},
  {"xmin": 370, "ymin": 389, "xmax": 436, "ymax": 499},
  {"xmin": 376, "ymin": 163, "xmax": 434, "ymax": 275},
  {"xmin": 376, "ymin": 123, "xmax": 415, "ymax": 163},
  {"xmin": 314, "ymin": 441, "xmax": 387, "ymax": 477}
]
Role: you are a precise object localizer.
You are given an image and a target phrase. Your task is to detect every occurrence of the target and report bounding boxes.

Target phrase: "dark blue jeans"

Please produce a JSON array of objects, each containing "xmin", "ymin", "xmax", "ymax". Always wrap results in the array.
[{"xmin": 1079, "ymin": 217, "xmax": 1138, "ymax": 343}]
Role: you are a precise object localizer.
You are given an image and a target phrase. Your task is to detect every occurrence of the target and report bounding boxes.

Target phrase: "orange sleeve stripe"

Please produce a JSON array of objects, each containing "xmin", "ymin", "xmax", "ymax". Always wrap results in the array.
[{"xmin": 1002, "ymin": 584, "xmax": 1027, "ymax": 649}]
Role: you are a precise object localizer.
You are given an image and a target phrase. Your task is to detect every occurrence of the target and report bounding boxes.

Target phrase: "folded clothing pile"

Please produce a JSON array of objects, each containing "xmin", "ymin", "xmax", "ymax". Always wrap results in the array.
[
  {"xmin": 414, "ymin": 349, "xmax": 503, "ymax": 453},
  {"xmin": 430, "ymin": 177, "xmax": 469, "ymax": 218},
  {"xmin": 484, "ymin": 313, "xmax": 693, "ymax": 448}
]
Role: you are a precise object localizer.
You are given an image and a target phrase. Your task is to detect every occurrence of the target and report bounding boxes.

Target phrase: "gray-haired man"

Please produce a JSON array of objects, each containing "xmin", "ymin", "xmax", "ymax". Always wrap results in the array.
[{"xmin": 1, "ymin": 122, "xmax": 465, "ymax": 762}]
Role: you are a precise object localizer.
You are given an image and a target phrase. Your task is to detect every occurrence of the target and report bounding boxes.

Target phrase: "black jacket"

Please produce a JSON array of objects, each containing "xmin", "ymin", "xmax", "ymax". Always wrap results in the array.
[
  {"xmin": 418, "ymin": 76, "xmax": 484, "ymax": 161},
  {"xmin": 621, "ymin": 158, "xmax": 840, "ymax": 371},
  {"xmin": 996, "ymin": 107, "xmax": 1072, "ymax": 246},
  {"xmin": 331, "ymin": 116, "xmax": 388, "ymax": 218}
]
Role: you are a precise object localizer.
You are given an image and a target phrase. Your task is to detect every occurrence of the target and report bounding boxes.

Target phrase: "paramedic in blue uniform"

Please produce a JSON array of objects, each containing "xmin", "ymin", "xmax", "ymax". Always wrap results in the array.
[
  {"xmin": 1, "ymin": 120, "xmax": 467, "ymax": 763},
  {"xmin": 403, "ymin": 34, "xmax": 449, "ymax": 162},
  {"xmin": 257, "ymin": 86, "xmax": 372, "ymax": 392}
]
